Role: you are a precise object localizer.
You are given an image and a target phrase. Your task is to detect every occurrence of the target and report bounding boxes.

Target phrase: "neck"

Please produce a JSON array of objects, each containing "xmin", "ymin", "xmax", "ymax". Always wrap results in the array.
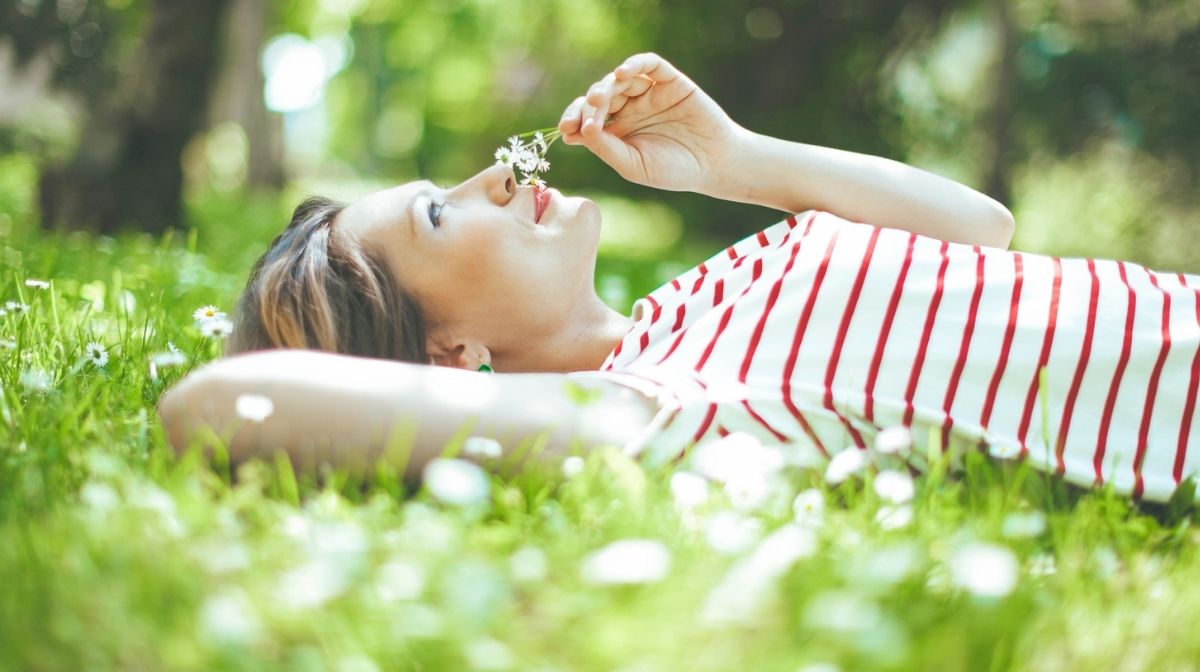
[{"xmin": 493, "ymin": 293, "xmax": 633, "ymax": 373}]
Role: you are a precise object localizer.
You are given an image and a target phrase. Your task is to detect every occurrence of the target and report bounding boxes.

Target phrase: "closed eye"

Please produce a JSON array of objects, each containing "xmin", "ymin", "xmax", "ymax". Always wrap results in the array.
[{"xmin": 427, "ymin": 199, "xmax": 444, "ymax": 228}]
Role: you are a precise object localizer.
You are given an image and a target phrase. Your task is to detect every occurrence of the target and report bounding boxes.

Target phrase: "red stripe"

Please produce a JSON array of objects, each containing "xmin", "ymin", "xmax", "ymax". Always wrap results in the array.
[
  {"xmin": 1016, "ymin": 257, "xmax": 1062, "ymax": 454},
  {"xmin": 1131, "ymin": 268, "xmax": 1174, "ymax": 499},
  {"xmin": 864, "ymin": 233, "xmax": 917, "ymax": 423},
  {"xmin": 1175, "ymin": 272, "xmax": 1200, "ymax": 483},
  {"xmin": 820, "ymin": 228, "xmax": 882, "ymax": 449},
  {"xmin": 735, "ymin": 239, "xmax": 807, "ymax": 442},
  {"xmin": 781, "ymin": 230, "xmax": 842, "ymax": 456},
  {"xmin": 901, "ymin": 240, "xmax": 951, "ymax": 427},
  {"xmin": 690, "ymin": 273, "xmax": 705, "ymax": 296},
  {"xmin": 786, "ymin": 215, "xmax": 798, "ymax": 229},
  {"xmin": 1055, "ymin": 259, "xmax": 1100, "ymax": 475},
  {"xmin": 671, "ymin": 303, "xmax": 686, "ymax": 332},
  {"xmin": 692, "ymin": 404, "xmax": 718, "ymax": 444},
  {"xmin": 605, "ymin": 338, "xmax": 624, "ymax": 370},
  {"xmin": 756, "ymin": 230, "xmax": 769, "ymax": 247},
  {"xmin": 1093, "ymin": 261, "xmax": 1137, "ymax": 486},
  {"xmin": 980, "ymin": 253, "xmax": 1025, "ymax": 430},
  {"xmin": 712, "ymin": 278, "xmax": 725, "ymax": 306},
  {"xmin": 670, "ymin": 278, "xmax": 682, "ymax": 291},
  {"xmin": 694, "ymin": 258, "xmax": 764, "ymax": 372},
  {"xmin": 726, "ymin": 246, "xmax": 738, "ymax": 260},
  {"xmin": 940, "ymin": 246, "xmax": 985, "ymax": 451},
  {"xmin": 698, "ymin": 262, "xmax": 708, "ymax": 275}
]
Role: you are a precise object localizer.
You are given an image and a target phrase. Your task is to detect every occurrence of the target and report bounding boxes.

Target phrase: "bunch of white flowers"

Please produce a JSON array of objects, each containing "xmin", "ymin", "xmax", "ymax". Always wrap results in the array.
[{"xmin": 493, "ymin": 128, "xmax": 560, "ymax": 189}]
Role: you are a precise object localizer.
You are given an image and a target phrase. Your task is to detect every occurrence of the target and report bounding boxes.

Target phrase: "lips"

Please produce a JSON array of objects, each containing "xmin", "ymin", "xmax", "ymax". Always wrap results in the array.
[{"xmin": 533, "ymin": 187, "xmax": 550, "ymax": 223}]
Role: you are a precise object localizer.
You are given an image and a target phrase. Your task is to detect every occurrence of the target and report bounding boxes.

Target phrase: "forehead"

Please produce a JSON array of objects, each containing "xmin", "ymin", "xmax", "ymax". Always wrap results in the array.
[{"xmin": 337, "ymin": 179, "xmax": 434, "ymax": 246}]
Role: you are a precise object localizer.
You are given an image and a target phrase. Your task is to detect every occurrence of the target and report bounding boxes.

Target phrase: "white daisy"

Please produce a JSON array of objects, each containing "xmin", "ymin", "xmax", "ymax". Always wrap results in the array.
[
  {"xmin": 462, "ymin": 436, "xmax": 503, "ymax": 459},
  {"xmin": 535, "ymin": 157, "xmax": 551, "ymax": 173},
  {"xmin": 234, "ymin": 394, "xmax": 274, "ymax": 422},
  {"xmin": 151, "ymin": 351, "xmax": 186, "ymax": 368},
  {"xmin": 493, "ymin": 146, "xmax": 515, "ymax": 166},
  {"xmin": 84, "ymin": 341, "xmax": 109, "ymax": 367},
  {"xmin": 24, "ymin": 278, "xmax": 49, "ymax": 290},
  {"xmin": 825, "ymin": 448, "xmax": 868, "ymax": 485},
  {"xmin": 507, "ymin": 135, "xmax": 521, "ymax": 149},
  {"xmin": 792, "ymin": 488, "xmax": 825, "ymax": 527},
  {"xmin": 193, "ymin": 305, "xmax": 226, "ymax": 323},
  {"xmin": 988, "ymin": 441, "xmax": 1021, "ymax": 460},
  {"xmin": 5, "ymin": 301, "xmax": 29, "ymax": 313},
  {"xmin": 874, "ymin": 425, "xmax": 913, "ymax": 455},
  {"xmin": 873, "ymin": 469, "xmax": 915, "ymax": 504},
  {"xmin": 520, "ymin": 175, "xmax": 546, "ymax": 189},
  {"xmin": 580, "ymin": 539, "xmax": 671, "ymax": 585},
  {"xmin": 200, "ymin": 317, "xmax": 234, "ymax": 338},
  {"xmin": 561, "ymin": 455, "xmax": 585, "ymax": 478},
  {"xmin": 532, "ymin": 131, "xmax": 547, "ymax": 151},
  {"xmin": 949, "ymin": 542, "xmax": 1019, "ymax": 598}
]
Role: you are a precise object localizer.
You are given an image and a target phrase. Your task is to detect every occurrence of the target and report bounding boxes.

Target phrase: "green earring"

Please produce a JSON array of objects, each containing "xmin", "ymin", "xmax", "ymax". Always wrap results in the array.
[{"xmin": 477, "ymin": 363, "xmax": 494, "ymax": 374}]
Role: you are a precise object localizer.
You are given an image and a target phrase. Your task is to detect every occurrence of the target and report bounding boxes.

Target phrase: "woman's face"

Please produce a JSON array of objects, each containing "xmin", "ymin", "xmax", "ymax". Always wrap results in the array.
[{"xmin": 336, "ymin": 164, "xmax": 603, "ymax": 360}]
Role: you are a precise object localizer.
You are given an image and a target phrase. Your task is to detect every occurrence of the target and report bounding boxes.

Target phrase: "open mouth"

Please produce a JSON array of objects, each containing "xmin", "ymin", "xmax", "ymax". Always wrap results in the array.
[{"xmin": 533, "ymin": 187, "xmax": 551, "ymax": 223}]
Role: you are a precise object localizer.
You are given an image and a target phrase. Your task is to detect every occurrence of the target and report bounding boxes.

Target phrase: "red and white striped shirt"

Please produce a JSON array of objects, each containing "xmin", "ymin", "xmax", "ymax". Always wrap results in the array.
[{"xmin": 569, "ymin": 210, "xmax": 1200, "ymax": 502}]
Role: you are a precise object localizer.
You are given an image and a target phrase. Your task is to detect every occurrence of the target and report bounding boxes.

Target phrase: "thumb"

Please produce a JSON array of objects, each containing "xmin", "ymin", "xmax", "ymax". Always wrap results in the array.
[{"xmin": 578, "ymin": 122, "xmax": 637, "ymax": 179}]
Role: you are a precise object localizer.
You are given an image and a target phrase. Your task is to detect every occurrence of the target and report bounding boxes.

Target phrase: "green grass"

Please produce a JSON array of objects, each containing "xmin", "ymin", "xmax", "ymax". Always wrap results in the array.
[{"xmin": 2, "ymin": 152, "xmax": 1200, "ymax": 672}]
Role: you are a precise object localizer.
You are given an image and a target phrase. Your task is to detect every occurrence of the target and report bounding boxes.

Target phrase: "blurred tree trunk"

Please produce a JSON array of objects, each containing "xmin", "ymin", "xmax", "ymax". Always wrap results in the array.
[
  {"xmin": 210, "ymin": 0, "xmax": 284, "ymax": 190},
  {"xmin": 38, "ymin": 0, "xmax": 229, "ymax": 234},
  {"xmin": 983, "ymin": 0, "xmax": 1018, "ymax": 206}
]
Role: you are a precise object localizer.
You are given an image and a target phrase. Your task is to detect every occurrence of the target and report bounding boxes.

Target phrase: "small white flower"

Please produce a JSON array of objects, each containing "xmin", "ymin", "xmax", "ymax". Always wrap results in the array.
[
  {"xmin": 151, "ymin": 350, "xmax": 187, "ymax": 368},
  {"xmin": 561, "ymin": 455, "xmax": 585, "ymax": 478},
  {"xmin": 235, "ymin": 394, "xmax": 274, "ymax": 422},
  {"xmin": 535, "ymin": 157, "xmax": 550, "ymax": 173},
  {"xmin": 84, "ymin": 341, "xmax": 109, "ymax": 368},
  {"xmin": 532, "ymin": 131, "xmax": 547, "ymax": 151},
  {"xmin": 1002, "ymin": 510, "xmax": 1048, "ymax": 539},
  {"xmin": 462, "ymin": 436, "xmax": 503, "ymax": 459},
  {"xmin": 874, "ymin": 504, "xmax": 913, "ymax": 530},
  {"xmin": 193, "ymin": 305, "xmax": 225, "ymax": 322},
  {"xmin": 949, "ymin": 542, "xmax": 1019, "ymax": 598},
  {"xmin": 5, "ymin": 301, "xmax": 29, "ymax": 313},
  {"xmin": 516, "ymin": 150, "xmax": 540, "ymax": 174},
  {"xmin": 520, "ymin": 174, "xmax": 546, "ymax": 189},
  {"xmin": 200, "ymin": 317, "xmax": 234, "ymax": 338},
  {"xmin": 20, "ymin": 369, "xmax": 51, "ymax": 392},
  {"xmin": 705, "ymin": 511, "xmax": 763, "ymax": 554},
  {"xmin": 494, "ymin": 146, "xmax": 515, "ymax": 166},
  {"xmin": 792, "ymin": 488, "xmax": 825, "ymax": 527},
  {"xmin": 580, "ymin": 538, "xmax": 671, "ymax": 585},
  {"xmin": 825, "ymin": 448, "xmax": 868, "ymax": 485},
  {"xmin": 873, "ymin": 469, "xmax": 915, "ymax": 504},
  {"xmin": 988, "ymin": 441, "xmax": 1020, "ymax": 460},
  {"xmin": 669, "ymin": 471, "xmax": 709, "ymax": 512},
  {"xmin": 874, "ymin": 425, "xmax": 913, "ymax": 455},
  {"xmin": 507, "ymin": 135, "xmax": 521, "ymax": 149},
  {"xmin": 509, "ymin": 546, "xmax": 548, "ymax": 583},
  {"xmin": 423, "ymin": 458, "xmax": 491, "ymax": 507},
  {"xmin": 24, "ymin": 278, "xmax": 49, "ymax": 290}
]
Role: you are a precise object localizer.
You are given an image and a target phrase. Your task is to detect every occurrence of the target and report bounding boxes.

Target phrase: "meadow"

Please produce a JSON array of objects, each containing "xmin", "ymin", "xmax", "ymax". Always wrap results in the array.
[{"xmin": 1, "ymin": 150, "xmax": 1199, "ymax": 672}]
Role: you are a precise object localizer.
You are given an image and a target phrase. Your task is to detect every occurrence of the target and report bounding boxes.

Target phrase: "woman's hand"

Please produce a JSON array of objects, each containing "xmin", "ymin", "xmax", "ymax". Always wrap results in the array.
[{"xmin": 557, "ymin": 52, "xmax": 744, "ymax": 194}]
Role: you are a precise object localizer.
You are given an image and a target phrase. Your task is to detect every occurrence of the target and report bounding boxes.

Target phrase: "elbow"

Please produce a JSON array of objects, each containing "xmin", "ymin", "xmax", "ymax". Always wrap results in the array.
[{"xmin": 981, "ymin": 198, "xmax": 1015, "ymax": 249}]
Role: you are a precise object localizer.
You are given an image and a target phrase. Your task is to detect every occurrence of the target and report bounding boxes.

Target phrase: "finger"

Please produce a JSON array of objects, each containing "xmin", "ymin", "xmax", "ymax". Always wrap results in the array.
[
  {"xmin": 557, "ymin": 96, "xmax": 587, "ymax": 135},
  {"xmin": 584, "ymin": 72, "xmax": 618, "ymax": 107},
  {"xmin": 615, "ymin": 52, "xmax": 683, "ymax": 84}
]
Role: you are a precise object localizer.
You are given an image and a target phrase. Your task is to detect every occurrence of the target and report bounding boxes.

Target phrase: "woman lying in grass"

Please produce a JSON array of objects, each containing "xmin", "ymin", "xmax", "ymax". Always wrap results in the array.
[{"xmin": 159, "ymin": 52, "xmax": 1200, "ymax": 502}]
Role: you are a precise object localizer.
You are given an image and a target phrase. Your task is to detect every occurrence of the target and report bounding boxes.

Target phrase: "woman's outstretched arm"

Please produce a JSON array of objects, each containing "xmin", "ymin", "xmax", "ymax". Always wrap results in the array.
[
  {"xmin": 157, "ymin": 349, "xmax": 656, "ymax": 477},
  {"xmin": 559, "ymin": 52, "xmax": 1014, "ymax": 249}
]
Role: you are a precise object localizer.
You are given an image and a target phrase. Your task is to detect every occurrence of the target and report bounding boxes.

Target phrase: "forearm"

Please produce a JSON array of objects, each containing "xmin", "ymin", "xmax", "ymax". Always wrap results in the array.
[
  {"xmin": 705, "ymin": 128, "xmax": 1015, "ymax": 248},
  {"xmin": 158, "ymin": 350, "xmax": 655, "ymax": 477}
]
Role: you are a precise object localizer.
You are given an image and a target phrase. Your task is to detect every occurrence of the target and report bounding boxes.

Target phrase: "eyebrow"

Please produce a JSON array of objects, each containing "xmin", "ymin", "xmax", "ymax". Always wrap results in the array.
[{"xmin": 407, "ymin": 180, "xmax": 437, "ymax": 237}]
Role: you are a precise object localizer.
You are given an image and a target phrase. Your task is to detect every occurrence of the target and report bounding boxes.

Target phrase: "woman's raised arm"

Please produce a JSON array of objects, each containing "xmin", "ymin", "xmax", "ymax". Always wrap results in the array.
[
  {"xmin": 157, "ymin": 350, "xmax": 656, "ymax": 477},
  {"xmin": 559, "ymin": 52, "xmax": 1015, "ymax": 249}
]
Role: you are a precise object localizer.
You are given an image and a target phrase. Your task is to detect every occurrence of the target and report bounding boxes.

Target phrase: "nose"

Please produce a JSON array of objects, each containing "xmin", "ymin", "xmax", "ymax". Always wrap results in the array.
[{"xmin": 454, "ymin": 163, "xmax": 516, "ymax": 205}]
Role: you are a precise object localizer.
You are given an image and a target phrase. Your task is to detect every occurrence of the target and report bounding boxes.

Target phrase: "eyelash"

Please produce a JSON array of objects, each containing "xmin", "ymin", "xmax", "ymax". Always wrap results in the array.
[{"xmin": 427, "ymin": 199, "xmax": 444, "ymax": 228}]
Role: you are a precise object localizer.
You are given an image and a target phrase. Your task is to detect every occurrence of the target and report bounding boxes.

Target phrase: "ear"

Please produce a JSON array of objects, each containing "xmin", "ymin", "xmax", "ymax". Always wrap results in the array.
[{"xmin": 425, "ymin": 334, "xmax": 491, "ymax": 370}]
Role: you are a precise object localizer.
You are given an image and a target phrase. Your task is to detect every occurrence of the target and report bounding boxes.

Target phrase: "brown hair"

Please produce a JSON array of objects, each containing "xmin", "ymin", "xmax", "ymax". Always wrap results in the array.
[{"xmin": 226, "ymin": 196, "xmax": 430, "ymax": 363}]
